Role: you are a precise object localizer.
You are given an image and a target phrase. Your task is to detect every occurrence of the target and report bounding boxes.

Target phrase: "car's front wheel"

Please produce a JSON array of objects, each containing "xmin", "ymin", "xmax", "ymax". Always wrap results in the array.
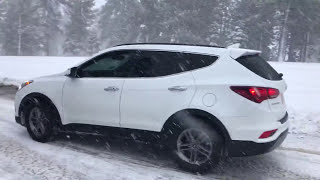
[
  {"xmin": 167, "ymin": 116, "xmax": 223, "ymax": 173},
  {"xmin": 25, "ymin": 102, "xmax": 55, "ymax": 143}
]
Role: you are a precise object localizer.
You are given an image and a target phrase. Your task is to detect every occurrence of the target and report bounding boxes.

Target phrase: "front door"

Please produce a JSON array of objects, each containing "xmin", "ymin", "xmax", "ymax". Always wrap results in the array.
[
  {"xmin": 63, "ymin": 78, "xmax": 124, "ymax": 127},
  {"xmin": 62, "ymin": 50, "xmax": 135, "ymax": 127}
]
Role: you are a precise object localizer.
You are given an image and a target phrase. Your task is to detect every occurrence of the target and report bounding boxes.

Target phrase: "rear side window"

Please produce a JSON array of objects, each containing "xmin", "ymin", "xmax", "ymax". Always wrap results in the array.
[
  {"xmin": 130, "ymin": 51, "xmax": 218, "ymax": 77},
  {"xmin": 185, "ymin": 53, "xmax": 218, "ymax": 71},
  {"xmin": 130, "ymin": 51, "xmax": 186, "ymax": 77},
  {"xmin": 235, "ymin": 55, "xmax": 282, "ymax": 81}
]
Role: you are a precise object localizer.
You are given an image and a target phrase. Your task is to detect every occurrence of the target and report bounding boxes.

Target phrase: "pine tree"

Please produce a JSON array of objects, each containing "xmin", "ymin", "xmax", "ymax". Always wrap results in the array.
[
  {"xmin": 2, "ymin": 0, "xmax": 44, "ymax": 56},
  {"xmin": 286, "ymin": 0, "xmax": 320, "ymax": 62},
  {"xmin": 230, "ymin": 0, "xmax": 275, "ymax": 60},
  {"xmin": 0, "ymin": 0, "xmax": 8, "ymax": 55},
  {"xmin": 37, "ymin": 0, "xmax": 67, "ymax": 55},
  {"xmin": 271, "ymin": 0, "xmax": 320, "ymax": 62},
  {"xmin": 87, "ymin": 30, "xmax": 100, "ymax": 55},
  {"xmin": 64, "ymin": 0, "xmax": 96, "ymax": 56},
  {"xmin": 207, "ymin": 0, "xmax": 236, "ymax": 46},
  {"xmin": 99, "ymin": 0, "xmax": 141, "ymax": 48}
]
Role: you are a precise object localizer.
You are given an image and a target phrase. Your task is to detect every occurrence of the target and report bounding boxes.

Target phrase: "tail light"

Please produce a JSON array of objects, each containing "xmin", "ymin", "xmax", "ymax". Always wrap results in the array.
[{"xmin": 230, "ymin": 86, "xmax": 280, "ymax": 103}]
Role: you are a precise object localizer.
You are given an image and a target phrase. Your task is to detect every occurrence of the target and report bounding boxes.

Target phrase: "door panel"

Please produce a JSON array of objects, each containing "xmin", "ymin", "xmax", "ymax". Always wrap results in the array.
[
  {"xmin": 62, "ymin": 78, "xmax": 124, "ymax": 127},
  {"xmin": 120, "ymin": 73, "xmax": 195, "ymax": 132}
]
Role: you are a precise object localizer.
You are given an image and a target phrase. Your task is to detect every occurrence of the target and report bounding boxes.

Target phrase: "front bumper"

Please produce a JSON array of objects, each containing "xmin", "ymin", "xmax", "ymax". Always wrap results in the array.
[{"xmin": 227, "ymin": 128, "xmax": 288, "ymax": 157}]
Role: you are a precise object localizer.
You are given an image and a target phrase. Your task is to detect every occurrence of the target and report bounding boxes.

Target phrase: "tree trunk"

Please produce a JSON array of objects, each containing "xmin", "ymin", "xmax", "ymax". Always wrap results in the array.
[
  {"xmin": 18, "ymin": 15, "xmax": 22, "ymax": 56},
  {"xmin": 302, "ymin": 32, "xmax": 310, "ymax": 62},
  {"xmin": 287, "ymin": 43, "xmax": 295, "ymax": 62},
  {"xmin": 45, "ymin": 1, "xmax": 50, "ymax": 56},
  {"xmin": 277, "ymin": 1, "xmax": 291, "ymax": 62}
]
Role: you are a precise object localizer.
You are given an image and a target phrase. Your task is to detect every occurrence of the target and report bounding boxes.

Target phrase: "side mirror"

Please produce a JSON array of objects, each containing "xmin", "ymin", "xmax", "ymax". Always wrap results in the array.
[
  {"xmin": 68, "ymin": 67, "xmax": 78, "ymax": 78},
  {"xmin": 279, "ymin": 73, "xmax": 284, "ymax": 78}
]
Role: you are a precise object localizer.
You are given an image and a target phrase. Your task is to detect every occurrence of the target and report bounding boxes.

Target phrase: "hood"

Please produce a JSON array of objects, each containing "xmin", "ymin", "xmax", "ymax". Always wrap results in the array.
[{"xmin": 34, "ymin": 71, "xmax": 67, "ymax": 80}]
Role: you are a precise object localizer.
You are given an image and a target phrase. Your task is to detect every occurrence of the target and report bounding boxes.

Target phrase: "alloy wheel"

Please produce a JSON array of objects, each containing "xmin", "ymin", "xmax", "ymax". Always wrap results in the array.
[
  {"xmin": 28, "ymin": 107, "xmax": 49, "ymax": 137},
  {"xmin": 177, "ymin": 128, "xmax": 213, "ymax": 165}
]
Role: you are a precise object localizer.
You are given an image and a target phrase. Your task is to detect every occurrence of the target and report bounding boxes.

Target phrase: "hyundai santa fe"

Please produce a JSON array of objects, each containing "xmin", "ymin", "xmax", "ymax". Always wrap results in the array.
[{"xmin": 14, "ymin": 43, "xmax": 289, "ymax": 172}]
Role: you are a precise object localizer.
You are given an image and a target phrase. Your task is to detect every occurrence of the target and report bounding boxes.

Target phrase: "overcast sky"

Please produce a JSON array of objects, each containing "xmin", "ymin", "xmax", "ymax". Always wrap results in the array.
[{"xmin": 95, "ymin": 0, "xmax": 105, "ymax": 8}]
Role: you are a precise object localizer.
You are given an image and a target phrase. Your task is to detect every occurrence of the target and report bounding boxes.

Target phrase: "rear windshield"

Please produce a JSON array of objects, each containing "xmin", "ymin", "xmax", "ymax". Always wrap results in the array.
[{"xmin": 235, "ymin": 55, "xmax": 282, "ymax": 81}]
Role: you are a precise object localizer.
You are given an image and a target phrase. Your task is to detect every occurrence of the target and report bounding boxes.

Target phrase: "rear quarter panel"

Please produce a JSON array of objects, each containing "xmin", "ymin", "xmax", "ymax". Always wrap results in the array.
[{"xmin": 189, "ymin": 54, "xmax": 280, "ymax": 141}]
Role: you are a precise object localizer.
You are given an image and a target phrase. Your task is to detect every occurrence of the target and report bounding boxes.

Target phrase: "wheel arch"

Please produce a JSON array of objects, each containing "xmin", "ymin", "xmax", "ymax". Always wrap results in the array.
[
  {"xmin": 161, "ymin": 109, "xmax": 231, "ymax": 141},
  {"xmin": 19, "ymin": 92, "xmax": 62, "ymax": 126}
]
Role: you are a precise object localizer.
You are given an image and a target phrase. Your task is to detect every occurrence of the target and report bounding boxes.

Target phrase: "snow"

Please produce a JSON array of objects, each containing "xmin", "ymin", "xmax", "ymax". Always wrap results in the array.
[
  {"xmin": 0, "ymin": 56, "xmax": 85, "ymax": 86},
  {"xmin": 270, "ymin": 62, "xmax": 320, "ymax": 136},
  {"xmin": 94, "ymin": 0, "xmax": 105, "ymax": 8},
  {"xmin": 0, "ymin": 56, "xmax": 320, "ymax": 179}
]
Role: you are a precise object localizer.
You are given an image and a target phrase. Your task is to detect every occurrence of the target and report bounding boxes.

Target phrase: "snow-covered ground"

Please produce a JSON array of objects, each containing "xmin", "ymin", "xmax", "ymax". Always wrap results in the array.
[
  {"xmin": 271, "ymin": 63, "xmax": 320, "ymax": 139},
  {"xmin": 0, "ymin": 56, "xmax": 320, "ymax": 179}
]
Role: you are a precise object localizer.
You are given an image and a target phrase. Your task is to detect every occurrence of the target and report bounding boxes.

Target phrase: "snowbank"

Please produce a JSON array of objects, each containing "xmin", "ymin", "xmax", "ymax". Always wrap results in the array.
[
  {"xmin": 270, "ymin": 62, "xmax": 320, "ymax": 136},
  {"xmin": 0, "ymin": 56, "xmax": 85, "ymax": 86}
]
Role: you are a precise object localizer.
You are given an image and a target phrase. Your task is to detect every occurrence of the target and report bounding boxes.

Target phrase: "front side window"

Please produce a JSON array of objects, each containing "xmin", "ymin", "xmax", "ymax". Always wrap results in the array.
[{"xmin": 78, "ymin": 51, "xmax": 135, "ymax": 77}]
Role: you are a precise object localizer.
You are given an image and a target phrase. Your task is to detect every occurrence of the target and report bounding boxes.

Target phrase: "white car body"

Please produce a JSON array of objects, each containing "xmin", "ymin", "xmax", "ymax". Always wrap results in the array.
[{"xmin": 15, "ymin": 44, "xmax": 289, "ymax": 156}]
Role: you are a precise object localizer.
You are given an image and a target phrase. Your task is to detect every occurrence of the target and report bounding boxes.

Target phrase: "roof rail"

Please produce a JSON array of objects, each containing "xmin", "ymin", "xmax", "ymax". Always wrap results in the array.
[
  {"xmin": 114, "ymin": 43, "xmax": 225, "ymax": 48},
  {"xmin": 227, "ymin": 43, "xmax": 241, "ymax": 48}
]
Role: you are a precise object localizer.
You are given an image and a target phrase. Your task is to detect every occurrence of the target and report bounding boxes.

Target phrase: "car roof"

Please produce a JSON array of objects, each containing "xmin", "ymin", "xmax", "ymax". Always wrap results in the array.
[
  {"xmin": 98, "ymin": 43, "xmax": 229, "ymax": 56},
  {"xmin": 114, "ymin": 43, "xmax": 225, "ymax": 48}
]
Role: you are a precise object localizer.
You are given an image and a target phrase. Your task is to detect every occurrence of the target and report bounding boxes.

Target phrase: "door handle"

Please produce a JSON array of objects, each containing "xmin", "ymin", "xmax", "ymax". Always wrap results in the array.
[
  {"xmin": 168, "ymin": 86, "xmax": 188, "ymax": 92},
  {"xmin": 104, "ymin": 86, "xmax": 119, "ymax": 92}
]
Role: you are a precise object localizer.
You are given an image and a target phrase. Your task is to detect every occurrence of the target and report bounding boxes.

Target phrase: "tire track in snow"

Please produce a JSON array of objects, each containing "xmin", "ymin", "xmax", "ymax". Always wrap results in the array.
[
  {"xmin": 51, "ymin": 135, "xmax": 319, "ymax": 180},
  {"xmin": 279, "ymin": 147, "xmax": 320, "ymax": 156},
  {"xmin": 0, "ymin": 135, "xmax": 88, "ymax": 180}
]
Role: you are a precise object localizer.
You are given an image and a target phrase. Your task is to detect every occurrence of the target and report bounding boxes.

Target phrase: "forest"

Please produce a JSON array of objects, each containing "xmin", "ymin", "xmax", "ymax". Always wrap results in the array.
[{"xmin": 0, "ymin": 0, "xmax": 319, "ymax": 62}]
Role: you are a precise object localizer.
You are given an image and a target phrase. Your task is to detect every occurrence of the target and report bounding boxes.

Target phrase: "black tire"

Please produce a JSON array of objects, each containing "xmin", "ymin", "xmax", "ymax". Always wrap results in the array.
[
  {"xmin": 166, "ymin": 114, "xmax": 223, "ymax": 173},
  {"xmin": 24, "ymin": 97, "xmax": 57, "ymax": 143}
]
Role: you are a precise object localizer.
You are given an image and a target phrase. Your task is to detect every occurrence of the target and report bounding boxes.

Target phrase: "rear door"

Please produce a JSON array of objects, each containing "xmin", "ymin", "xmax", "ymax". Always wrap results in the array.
[
  {"xmin": 235, "ymin": 55, "xmax": 287, "ymax": 118},
  {"xmin": 120, "ymin": 50, "xmax": 196, "ymax": 132}
]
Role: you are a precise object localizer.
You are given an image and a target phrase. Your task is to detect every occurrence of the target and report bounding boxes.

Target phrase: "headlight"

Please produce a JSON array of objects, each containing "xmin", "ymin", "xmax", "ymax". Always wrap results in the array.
[{"xmin": 19, "ymin": 80, "xmax": 33, "ymax": 90}]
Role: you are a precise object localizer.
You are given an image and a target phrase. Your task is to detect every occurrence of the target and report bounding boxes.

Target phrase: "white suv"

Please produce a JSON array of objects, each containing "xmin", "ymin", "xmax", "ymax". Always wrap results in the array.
[{"xmin": 15, "ymin": 43, "xmax": 289, "ymax": 172}]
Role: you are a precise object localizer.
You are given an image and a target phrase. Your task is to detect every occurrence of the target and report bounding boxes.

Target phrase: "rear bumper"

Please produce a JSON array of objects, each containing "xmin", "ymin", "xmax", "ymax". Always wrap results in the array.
[{"xmin": 227, "ymin": 128, "xmax": 288, "ymax": 157}]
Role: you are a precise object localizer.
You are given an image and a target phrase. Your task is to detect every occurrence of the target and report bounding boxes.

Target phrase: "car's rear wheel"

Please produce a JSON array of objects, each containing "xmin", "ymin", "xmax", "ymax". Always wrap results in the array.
[
  {"xmin": 25, "ymin": 98, "xmax": 56, "ymax": 143},
  {"xmin": 167, "ymin": 116, "xmax": 223, "ymax": 173}
]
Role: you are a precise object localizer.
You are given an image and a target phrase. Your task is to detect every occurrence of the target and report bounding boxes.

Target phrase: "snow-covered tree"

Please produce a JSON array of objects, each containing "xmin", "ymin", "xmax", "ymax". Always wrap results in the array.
[
  {"xmin": 230, "ymin": 0, "xmax": 275, "ymax": 60},
  {"xmin": 87, "ymin": 30, "xmax": 100, "ymax": 55},
  {"xmin": 2, "ymin": 0, "xmax": 44, "ymax": 56},
  {"xmin": 99, "ymin": 0, "xmax": 141, "ymax": 48},
  {"xmin": 271, "ymin": 0, "xmax": 320, "ymax": 62},
  {"xmin": 0, "ymin": 0, "xmax": 319, "ymax": 62},
  {"xmin": 64, "ymin": 0, "xmax": 96, "ymax": 56},
  {"xmin": 0, "ymin": 0, "xmax": 8, "ymax": 55},
  {"xmin": 37, "ymin": 0, "xmax": 68, "ymax": 55}
]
